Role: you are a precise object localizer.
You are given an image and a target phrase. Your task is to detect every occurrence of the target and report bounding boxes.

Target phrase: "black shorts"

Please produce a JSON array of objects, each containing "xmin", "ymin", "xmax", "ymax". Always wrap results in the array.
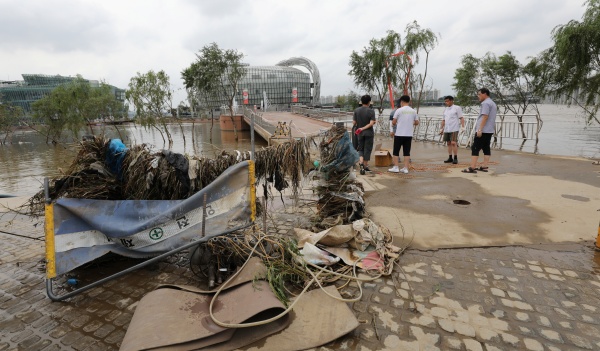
[
  {"xmin": 357, "ymin": 134, "xmax": 374, "ymax": 161},
  {"xmin": 393, "ymin": 136, "xmax": 412, "ymax": 157},
  {"xmin": 471, "ymin": 133, "xmax": 493, "ymax": 156}
]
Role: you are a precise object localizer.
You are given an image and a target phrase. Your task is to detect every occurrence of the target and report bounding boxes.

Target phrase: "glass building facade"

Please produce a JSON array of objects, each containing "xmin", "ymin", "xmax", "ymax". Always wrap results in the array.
[
  {"xmin": 0, "ymin": 74, "xmax": 125, "ymax": 115},
  {"xmin": 195, "ymin": 66, "xmax": 311, "ymax": 110},
  {"xmin": 238, "ymin": 66, "xmax": 312, "ymax": 107}
]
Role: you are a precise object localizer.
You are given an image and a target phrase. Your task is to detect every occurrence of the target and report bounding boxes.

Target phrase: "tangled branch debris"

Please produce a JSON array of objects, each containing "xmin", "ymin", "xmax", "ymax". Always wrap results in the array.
[
  {"xmin": 25, "ymin": 136, "xmax": 313, "ymax": 215},
  {"xmin": 313, "ymin": 123, "xmax": 365, "ymax": 229}
]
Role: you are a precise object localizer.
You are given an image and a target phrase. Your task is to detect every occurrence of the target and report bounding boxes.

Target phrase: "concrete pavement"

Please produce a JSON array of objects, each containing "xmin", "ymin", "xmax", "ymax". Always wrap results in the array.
[{"xmin": 1, "ymin": 139, "xmax": 600, "ymax": 350}]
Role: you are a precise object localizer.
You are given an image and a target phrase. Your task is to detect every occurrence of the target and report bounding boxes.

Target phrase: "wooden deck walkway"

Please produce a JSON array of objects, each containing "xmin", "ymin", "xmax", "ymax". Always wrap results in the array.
[{"xmin": 242, "ymin": 111, "xmax": 340, "ymax": 145}]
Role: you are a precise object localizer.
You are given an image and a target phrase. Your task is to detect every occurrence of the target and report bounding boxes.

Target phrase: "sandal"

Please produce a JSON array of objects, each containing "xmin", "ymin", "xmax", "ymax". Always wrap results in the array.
[
  {"xmin": 461, "ymin": 167, "xmax": 477, "ymax": 173},
  {"xmin": 477, "ymin": 166, "xmax": 489, "ymax": 172}
]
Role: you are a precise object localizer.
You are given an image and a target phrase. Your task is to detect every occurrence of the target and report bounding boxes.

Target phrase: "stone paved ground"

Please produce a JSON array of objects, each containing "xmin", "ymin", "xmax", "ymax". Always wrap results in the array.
[{"xmin": 1, "ymin": 207, "xmax": 600, "ymax": 350}]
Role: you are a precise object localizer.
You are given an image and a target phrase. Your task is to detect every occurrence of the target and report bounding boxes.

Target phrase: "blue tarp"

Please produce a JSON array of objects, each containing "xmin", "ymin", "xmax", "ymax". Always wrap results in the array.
[
  {"xmin": 49, "ymin": 161, "xmax": 255, "ymax": 277},
  {"xmin": 321, "ymin": 132, "xmax": 359, "ymax": 174},
  {"xmin": 105, "ymin": 139, "xmax": 128, "ymax": 179}
]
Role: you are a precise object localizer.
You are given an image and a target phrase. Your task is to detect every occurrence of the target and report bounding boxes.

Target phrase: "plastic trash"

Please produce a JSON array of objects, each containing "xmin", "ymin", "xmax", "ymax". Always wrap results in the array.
[{"xmin": 299, "ymin": 243, "xmax": 340, "ymax": 266}]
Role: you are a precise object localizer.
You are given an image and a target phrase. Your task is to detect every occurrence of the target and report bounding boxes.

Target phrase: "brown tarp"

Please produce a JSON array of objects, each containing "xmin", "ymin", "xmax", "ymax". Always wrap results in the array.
[{"xmin": 120, "ymin": 257, "xmax": 360, "ymax": 351}]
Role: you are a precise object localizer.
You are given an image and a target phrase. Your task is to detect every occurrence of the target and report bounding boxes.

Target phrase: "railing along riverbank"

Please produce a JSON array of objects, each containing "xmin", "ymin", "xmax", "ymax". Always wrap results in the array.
[
  {"xmin": 404, "ymin": 113, "xmax": 543, "ymax": 149},
  {"xmin": 290, "ymin": 105, "xmax": 543, "ymax": 151}
]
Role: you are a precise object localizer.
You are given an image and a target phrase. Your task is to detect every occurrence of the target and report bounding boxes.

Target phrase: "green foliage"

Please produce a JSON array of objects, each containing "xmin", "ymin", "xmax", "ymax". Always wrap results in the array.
[
  {"xmin": 347, "ymin": 91, "xmax": 361, "ymax": 110},
  {"xmin": 31, "ymin": 76, "xmax": 125, "ymax": 143},
  {"xmin": 403, "ymin": 21, "xmax": 439, "ymax": 111},
  {"xmin": 181, "ymin": 42, "xmax": 245, "ymax": 116},
  {"xmin": 0, "ymin": 100, "xmax": 23, "ymax": 144},
  {"xmin": 453, "ymin": 54, "xmax": 481, "ymax": 110},
  {"xmin": 336, "ymin": 95, "xmax": 347, "ymax": 108},
  {"xmin": 348, "ymin": 23, "xmax": 439, "ymax": 113},
  {"xmin": 126, "ymin": 70, "xmax": 175, "ymax": 146},
  {"xmin": 533, "ymin": 0, "xmax": 600, "ymax": 124},
  {"xmin": 348, "ymin": 30, "xmax": 402, "ymax": 114},
  {"xmin": 452, "ymin": 52, "xmax": 540, "ymax": 116}
]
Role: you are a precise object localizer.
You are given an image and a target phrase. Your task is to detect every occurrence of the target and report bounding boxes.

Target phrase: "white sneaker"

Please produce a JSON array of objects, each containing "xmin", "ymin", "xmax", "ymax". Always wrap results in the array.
[
  {"xmin": 388, "ymin": 166, "xmax": 399, "ymax": 173},
  {"xmin": 400, "ymin": 167, "xmax": 409, "ymax": 174}
]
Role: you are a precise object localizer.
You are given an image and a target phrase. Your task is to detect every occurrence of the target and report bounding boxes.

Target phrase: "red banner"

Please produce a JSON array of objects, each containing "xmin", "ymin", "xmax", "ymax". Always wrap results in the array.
[
  {"xmin": 242, "ymin": 89, "xmax": 249, "ymax": 104},
  {"xmin": 292, "ymin": 87, "xmax": 298, "ymax": 103}
]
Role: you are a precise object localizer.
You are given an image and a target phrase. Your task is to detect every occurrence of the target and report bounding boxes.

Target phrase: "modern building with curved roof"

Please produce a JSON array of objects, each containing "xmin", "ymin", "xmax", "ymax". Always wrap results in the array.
[{"xmin": 191, "ymin": 56, "xmax": 321, "ymax": 110}]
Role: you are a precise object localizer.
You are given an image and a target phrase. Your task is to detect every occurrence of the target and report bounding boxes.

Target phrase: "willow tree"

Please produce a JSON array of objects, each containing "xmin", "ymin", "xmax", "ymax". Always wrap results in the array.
[
  {"xmin": 533, "ymin": 0, "xmax": 600, "ymax": 125},
  {"xmin": 182, "ymin": 43, "xmax": 245, "ymax": 142},
  {"xmin": 126, "ymin": 70, "xmax": 176, "ymax": 148},
  {"xmin": 32, "ymin": 76, "xmax": 125, "ymax": 144},
  {"xmin": 348, "ymin": 30, "xmax": 401, "ymax": 115},
  {"xmin": 348, "ymin": 23, "xmax": 438, "ymax": 114},
  {"xmin": 453, "ymin": 52, "xmax": 543, "ymax": 147},
  {"xmin": 0, "ymin": 101, "xmax": 23, "ymax": 144},
  {"xmin": 403, "ymin": 21, "xmax": 439, "ymax": 112},
  {"xmin": 452, "ymin": 54, "xmax": 481, "ymax": 112}
]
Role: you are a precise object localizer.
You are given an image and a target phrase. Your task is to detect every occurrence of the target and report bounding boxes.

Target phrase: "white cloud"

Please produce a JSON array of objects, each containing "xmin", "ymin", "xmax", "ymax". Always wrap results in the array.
[{"xmin": 0, "ymin": 0, "xmax": 587, "ymax": 104}]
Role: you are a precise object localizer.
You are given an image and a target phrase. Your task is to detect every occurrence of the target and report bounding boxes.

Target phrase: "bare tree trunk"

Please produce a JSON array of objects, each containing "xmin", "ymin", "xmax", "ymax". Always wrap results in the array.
[
  {"xmin": 210, "ymin": 110, "xmax": 214, "ymax": 144},
  {"xmin": 113, "ymin": 124, "xmax": 125, "ymax": 141},
  {"xmin": 416, "ymin": 51, "xmax": 430, "ymax": 114},
  {"xmin": 153, "ymin": 125, "xmax": 166, "ymax": 147},
  {"xmin": 87, "ymin": 119, "xmax": 95, "ymax": 135},
  {"xmin": 191, "ymin": 119, "xmax": 198, "ymax": 155},
  {"xmin": 178, "ymin": 121, "xmax": 187, "ymax": 152}
]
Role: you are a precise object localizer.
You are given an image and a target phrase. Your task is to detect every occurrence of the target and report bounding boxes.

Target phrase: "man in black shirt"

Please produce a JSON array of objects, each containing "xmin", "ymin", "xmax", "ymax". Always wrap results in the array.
[{"xmin": 353, "ymin": 95, "xmax": 376, "ymax": 175}]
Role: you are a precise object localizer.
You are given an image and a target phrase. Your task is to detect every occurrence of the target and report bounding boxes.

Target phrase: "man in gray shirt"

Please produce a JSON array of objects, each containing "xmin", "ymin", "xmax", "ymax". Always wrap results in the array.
[
  {"xmin": 463, "ymin": 88, "xmax": 497, "ymax": 173},
  {"xmin": 353, "ymin": 95, "xmax": 376, "ymax": 175}
]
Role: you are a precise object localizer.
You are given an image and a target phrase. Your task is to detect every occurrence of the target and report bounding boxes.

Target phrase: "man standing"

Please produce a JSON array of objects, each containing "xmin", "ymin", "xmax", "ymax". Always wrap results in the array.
[
  {"xmin": 439, "ymin": 95, "xmax": 465, "ymax": 164},
  {"xmin": 388, "ymin": 95, "xmax": 419, "ymax": 174},
  {"xmin": 463, "ymin": 88, "xmax": 497, "ymax": 173},
  {"xmin": 353, "ymin": 95, "xmax": 376, "ymax": 175}
]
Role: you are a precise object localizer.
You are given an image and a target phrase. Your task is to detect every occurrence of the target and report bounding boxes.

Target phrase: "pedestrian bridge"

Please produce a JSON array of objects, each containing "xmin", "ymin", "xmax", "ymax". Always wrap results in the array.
[{"xmin": 241, "ymin": 107, "xmax": 335, "ymax": 145}]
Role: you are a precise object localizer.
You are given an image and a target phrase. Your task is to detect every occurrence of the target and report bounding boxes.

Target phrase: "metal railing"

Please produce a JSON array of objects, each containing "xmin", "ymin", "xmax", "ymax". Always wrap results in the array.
[
  {"xmin": 242, "ymin": 107, "xmax": 276, "ymax": 135},
  {"xmin": 291, "ymin": 105, "xmax": 353, "ymax": 123},
  {"xmin": 412, "ymin": 114, "xmax": 543, "ymax": 149},
  {"xmin": 289, "ymin": 106, "xmax": 543, "ymax": 151}
]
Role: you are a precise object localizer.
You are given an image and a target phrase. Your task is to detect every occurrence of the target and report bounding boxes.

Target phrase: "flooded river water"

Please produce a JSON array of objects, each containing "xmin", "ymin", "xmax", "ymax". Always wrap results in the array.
[
  {"xmin": 0, "ymin": 104, "xmax": 598, "ymax": 196},
  {"xmin": 0, "ymin": 121, "xmax": 267, "ymax": 196}
]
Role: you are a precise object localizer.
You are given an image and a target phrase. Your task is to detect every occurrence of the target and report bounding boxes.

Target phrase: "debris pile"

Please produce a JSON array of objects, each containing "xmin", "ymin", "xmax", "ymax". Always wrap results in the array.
[
  {"xmin": 25, "ymin": 135, "xmax": 312, "ymax": 214},
  {"xmin": 313, "ymin": 123, "xmax": 365, "ymax": 229}
]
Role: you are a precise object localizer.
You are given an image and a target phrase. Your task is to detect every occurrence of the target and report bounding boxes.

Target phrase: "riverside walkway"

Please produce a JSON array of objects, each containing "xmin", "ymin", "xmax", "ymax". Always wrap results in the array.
[
  {"xmin": 1, "ymin": 138, "xmax": 600, "ymax": 350},
  {"xmin": 242, "ymin": 109, "xmax": 347, "ymax": 145}
]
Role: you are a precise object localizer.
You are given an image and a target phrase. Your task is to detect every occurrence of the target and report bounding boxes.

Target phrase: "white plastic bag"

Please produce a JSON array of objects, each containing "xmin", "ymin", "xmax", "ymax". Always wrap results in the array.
[{"xmin": 299, "ymin": 243, "xmax": 340, "ymax": 266}]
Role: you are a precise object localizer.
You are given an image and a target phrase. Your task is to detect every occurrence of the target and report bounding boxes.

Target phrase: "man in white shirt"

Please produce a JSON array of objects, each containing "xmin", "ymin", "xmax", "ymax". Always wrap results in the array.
[
  {"xmin": 388, "ymin": 95, "xmax": 419, "ymax": 174},
  {"xmin": 439, "ymin": 95, "xmax": 465, "ymax": 164}
]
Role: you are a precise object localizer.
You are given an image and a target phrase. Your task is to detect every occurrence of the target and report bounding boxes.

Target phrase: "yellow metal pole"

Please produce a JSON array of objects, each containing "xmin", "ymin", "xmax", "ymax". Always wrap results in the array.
[{"xmin": 44, "ymin": 202, "xmax": 56, "ymax": 279}]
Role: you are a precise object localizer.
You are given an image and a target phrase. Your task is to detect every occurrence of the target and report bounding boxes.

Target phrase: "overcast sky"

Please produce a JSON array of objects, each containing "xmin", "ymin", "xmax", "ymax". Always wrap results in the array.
[{"xmin": 0, "ymin": 0, "xmax": 588, "ymax": 105}]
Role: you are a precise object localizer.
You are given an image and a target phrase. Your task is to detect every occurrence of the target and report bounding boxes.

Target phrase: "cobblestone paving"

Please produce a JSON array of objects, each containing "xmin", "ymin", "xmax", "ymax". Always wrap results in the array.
[{"xmin": 1, "ymin": 208, "xmax": 600, "ymax": 350}]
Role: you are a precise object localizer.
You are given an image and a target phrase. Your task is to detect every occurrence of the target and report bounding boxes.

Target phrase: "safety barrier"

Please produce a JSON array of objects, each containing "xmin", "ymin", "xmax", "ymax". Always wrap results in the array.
[{"xmin": 402, "ymin": 113, "xmax": 543, "ymax": 149}]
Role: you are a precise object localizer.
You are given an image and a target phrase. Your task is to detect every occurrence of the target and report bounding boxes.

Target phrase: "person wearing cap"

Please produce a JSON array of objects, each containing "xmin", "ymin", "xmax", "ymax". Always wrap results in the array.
[
  {"xmin": 439, "ymin": 95, "xmax": 465, "ymax": 164},
  {"xmin": 353, "ymin": 94, "xmax": 376, "ymax": 175}
]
